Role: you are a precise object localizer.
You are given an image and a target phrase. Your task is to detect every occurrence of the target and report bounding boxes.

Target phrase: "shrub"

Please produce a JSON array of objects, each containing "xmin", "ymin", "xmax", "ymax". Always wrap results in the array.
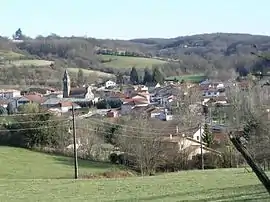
[{"xmin": 109, "ymin": 153, "xmax": 118, "ymax": 164}]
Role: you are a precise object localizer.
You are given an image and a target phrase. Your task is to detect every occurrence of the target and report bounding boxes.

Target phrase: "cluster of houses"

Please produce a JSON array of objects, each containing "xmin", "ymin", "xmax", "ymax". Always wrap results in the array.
[{"xmin": 0, "ymin": 69, "xmax": 242, "ymax": 159}]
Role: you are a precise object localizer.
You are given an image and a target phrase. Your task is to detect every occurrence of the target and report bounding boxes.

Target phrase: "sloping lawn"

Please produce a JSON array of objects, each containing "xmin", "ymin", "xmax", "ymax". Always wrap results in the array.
[
  {"xmin": 0, "ymin": 146, "xmax": 124, "ymax": 179},
  {"xmin": 0, "ymin": 146, "xmax": 269, "ymax": 201},
  {"xmin": 99, "ymin": 55, "xmax": 166, "ymax": 69}
]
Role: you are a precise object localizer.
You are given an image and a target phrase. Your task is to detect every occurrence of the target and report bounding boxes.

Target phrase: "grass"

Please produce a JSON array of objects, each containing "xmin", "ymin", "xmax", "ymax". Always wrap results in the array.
[
  {"xmin": 99, "ymin": 55, "xmax": 166, "ymax": 69},
  {"xmin": 0, "ymin": 146, "xmax": 123, "ymax": 179},
  {"xmin": 165, "ymin": 74, "xmax": 207, "ymax": 83},
  {"xmin": 0, "ymin": 51, "xmax": 24, "ymax": 60},
  {"xmin": 68, "ymin": 67, "xmax": 114, "ymax": 78},
  {"xmin": 4, "ymin": 59, "xmax": 53, "ymax": 67},
  {"xmin": 0, "ymin": 146, "xmax": 269, "ymax": 201}
]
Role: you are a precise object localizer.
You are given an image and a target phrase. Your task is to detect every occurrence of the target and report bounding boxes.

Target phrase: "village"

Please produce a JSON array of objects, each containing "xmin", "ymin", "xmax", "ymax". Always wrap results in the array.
[{"xmin": 0, "ymin": 68, "xmax": 253, "ymax": 162}]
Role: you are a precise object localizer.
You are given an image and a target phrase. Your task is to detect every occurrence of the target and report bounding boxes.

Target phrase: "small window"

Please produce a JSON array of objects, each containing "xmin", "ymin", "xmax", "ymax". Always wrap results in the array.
[{"xmin": 196, "ymin": 136, "xmax": 199, "ymax": 140}]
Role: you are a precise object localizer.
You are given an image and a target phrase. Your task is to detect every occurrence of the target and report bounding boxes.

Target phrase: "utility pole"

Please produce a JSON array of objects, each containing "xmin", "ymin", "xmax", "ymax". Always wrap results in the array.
[
  {"xmin": 72, "ymin": 105, "xmax": 78, "ymax": 179},
  {"xmin": 199, "ymin": 122, "xmax": 204, "ymax": 170},
  {"xmin": 200, "ymin": 99, "xmax": 204, "ymax": 170},
  {"xmin": 229, "ymin": 132, "xmax": 270, "ymax": 194}
]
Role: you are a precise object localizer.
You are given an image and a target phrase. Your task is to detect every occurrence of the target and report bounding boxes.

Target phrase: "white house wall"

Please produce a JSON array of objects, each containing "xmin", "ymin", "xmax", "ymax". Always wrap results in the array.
[{"xmin": 192, "ymin": 127, "xmax": 204, "ymax": 142}]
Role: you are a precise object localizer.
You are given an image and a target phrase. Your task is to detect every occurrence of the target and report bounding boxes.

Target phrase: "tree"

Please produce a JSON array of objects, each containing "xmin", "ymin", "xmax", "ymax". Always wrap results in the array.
[
  {"xmin": 77, "ymin": 69, "xmax": 84, "ymax": 86},
  {"xmin": 202, "ymin": 124, "xmax": 213, "ymax": 147},
  {"xmin": 152, "ymin": 67, "xmax": 164, "ymax": 84},
  {"xmin": 116, "ymin": 72, "xmax": 124, "ymax": 84},
  {"xmin": 226, "ymin": 83, "xmax": 270, "ymax": 163},
  {"xmin": 104, "ymin": 124, "xmax": 121, "ymax": 145},
  {"xmin": 174, "ymin": 86, "xmax": 203, "ymax": 129},
  {"xmin": 7, "ymin": 102, "xmax": 15, "ymax": 115},
  {"xmin": 7, "ymin": 103, "xmax": 69, "ymax": 148},
  {"xmin": 0, "ymin": 106, "xmax": 7, "ymax": 115},
  {"xmin": 117, "ymin": 117, "xmax": 164, "ymax": 176},
  {"xmin": 14, "ymin": 28, "xmax": 22, "ymax": 40},
  {"xmin": 143, "ymin": 67, "xmax": 152, "ymax": 84},
  {"xmin": 130, "ymin": 67, "xmax": 139, "ymax": 84}
]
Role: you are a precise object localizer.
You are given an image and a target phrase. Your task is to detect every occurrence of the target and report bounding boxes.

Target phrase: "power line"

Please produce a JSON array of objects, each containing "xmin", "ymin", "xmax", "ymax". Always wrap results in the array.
[
  {"xmin": 0, "ymin": 118, "xmax": 71, "ymax": 125},
  {"xmin": 85, "ymin": 118, "xmax": 198, "ymax": 135},
  {"xmin": 0, "ymin": 112, "xmax": 54, "ymax": 117},
  {"xmin": 76, "ymin": 127, "xmax": 176, "ymax": 139},
  {"xmin": 0, "ymin": 124, "xmax": 69, "ymax": 132}
]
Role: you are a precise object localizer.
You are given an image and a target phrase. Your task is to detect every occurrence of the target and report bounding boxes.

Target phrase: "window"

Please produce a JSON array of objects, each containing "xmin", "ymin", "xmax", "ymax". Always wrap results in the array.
[
  {"xmin": 196, "ymin": 136, "xmax": 199, "ymax": 141},
  {"xmin": 18, "ymin": 100, "xmax": 29, "ymax": 104}
]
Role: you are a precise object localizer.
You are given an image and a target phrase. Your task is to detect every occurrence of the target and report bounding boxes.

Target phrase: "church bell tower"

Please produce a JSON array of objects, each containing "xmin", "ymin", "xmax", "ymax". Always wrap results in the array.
[{"xmin": 63, "ymin": 69, "xmax": 70, "ymax": 98}]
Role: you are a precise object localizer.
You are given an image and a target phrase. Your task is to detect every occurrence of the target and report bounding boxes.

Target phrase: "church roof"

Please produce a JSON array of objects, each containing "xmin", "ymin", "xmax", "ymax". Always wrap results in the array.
[{"xmin": 70, "ymin": 87, "xmax": 87, "ymax": 97}]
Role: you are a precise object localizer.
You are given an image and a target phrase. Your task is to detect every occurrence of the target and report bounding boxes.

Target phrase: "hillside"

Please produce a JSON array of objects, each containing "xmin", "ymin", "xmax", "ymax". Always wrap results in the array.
[
  {"xmin": 1, "ymin": 32, "xmax": 270, "ymax": 87},
  {"xmin": 0, "ymin": 146, "xmax": 125, "ymax": 179},
  {"xmin": 0, "ymin": 146, "xmax": 269, "ymax": 201}
]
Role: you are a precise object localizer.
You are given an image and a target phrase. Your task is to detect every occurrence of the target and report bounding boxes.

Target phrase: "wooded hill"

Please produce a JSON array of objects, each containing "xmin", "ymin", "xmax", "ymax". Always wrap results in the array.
[{"xmin": 0, "ymin": 32, "xmax": 270, "ymax": 87}]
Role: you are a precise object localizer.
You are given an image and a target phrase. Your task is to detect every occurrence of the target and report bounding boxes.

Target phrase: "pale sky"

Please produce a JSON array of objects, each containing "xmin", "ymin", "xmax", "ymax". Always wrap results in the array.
[{"xmin": 1, "ymin": 0, "xmax": 269, "ymax": 39}]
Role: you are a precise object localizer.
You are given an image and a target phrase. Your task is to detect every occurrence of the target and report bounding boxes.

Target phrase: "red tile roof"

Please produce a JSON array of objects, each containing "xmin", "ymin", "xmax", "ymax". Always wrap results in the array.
[{"xmin": 23, "ymin": 94, "xmax": 44, "ymax": 104}]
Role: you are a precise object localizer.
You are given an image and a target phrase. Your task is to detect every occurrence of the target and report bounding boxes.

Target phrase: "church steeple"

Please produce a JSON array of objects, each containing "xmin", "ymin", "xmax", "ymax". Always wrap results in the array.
[{"xmin": 63, "ymin": 69, "xmax": 70, "ymax": 98}]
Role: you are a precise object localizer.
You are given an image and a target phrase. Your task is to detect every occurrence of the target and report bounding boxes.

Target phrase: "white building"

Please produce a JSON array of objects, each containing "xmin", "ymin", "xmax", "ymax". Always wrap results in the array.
[
  {"xmin": 105, "ymin": 80, "xmax": 116, "ymax": 88},
  {"xmin": 0, "ymin": 89, "xmax": 21, "ymax": 99}
]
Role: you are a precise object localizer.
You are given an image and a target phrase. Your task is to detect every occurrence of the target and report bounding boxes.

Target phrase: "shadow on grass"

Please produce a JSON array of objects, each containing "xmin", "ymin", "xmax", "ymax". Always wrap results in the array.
[
  {"xmin": 114, "ymin": 184, "xmax": 269, "ymax": 202},
  {"xmin": 53, "ymin": 156, "xmax": 115, "ymax": 170}
]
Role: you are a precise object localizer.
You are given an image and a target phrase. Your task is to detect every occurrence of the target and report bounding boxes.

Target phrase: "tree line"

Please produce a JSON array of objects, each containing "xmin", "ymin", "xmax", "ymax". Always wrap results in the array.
[{"xmin": 115, "ymin": 66, "xmax": 165, "ymax": 85}]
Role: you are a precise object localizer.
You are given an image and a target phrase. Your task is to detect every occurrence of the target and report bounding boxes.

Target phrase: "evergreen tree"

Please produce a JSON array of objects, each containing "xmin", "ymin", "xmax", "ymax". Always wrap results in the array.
[
  {"xmin": 116, "ymin": 72, "xmax": 124, "ymax": 84},
  {"xmin": 7, "ymin": 102, "xmax": 15, "ymax": 115},
  {"xmin": 130, "ymin": 67, "xmax": 139, "ymax": 84},
  {"xmin": 143, "ymin": 67, "xmax": 152, "ymax": 84},
  {"xmin": 152, "ymin": 67, "xmax": 164, "ymax": 84},
  {"xmin": 0, "ymin": 106, "xmax": 7, "ymax": 115},
  {"xmin": 202, "ymin": 124, "xmax": 213, "ymax": 147},
  {"xmin": 77, "ymin": 69, "xmax": 84, "ymax": 86},
  {"xmin": 14, "ymin": 28, "xmax": 22, "ymax": 40}
]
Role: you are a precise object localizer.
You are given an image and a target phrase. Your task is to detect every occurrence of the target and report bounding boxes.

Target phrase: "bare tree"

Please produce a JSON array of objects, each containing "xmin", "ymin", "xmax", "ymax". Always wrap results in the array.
[
  {"xmin": 116, "ymin": 117, "xmax": 164, "ymax": 176},
  {"xmin": 226, "ymin": 80, "xmax": 270, "ymax": 163},
  {"xmin": 75, "ymin": 120, "xmax": 105, "ymax": 160},
  {"xmin": 173, "ymin": 85, "xmax": 203, "ymax": 129}
]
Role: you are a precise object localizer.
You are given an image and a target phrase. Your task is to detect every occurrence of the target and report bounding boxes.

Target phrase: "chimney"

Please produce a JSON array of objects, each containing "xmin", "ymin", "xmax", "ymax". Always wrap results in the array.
[{"xmin": 169, "ymin": 134, "xmax": 173, "ymax": 140}]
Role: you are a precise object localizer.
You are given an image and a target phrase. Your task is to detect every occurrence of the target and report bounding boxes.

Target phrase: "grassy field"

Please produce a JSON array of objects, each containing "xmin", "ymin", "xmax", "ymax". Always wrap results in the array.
[
  {"xmin": 68, "ymin": 67, "xmax": 114, "ymax": 78},
  {"xmin": 99, "ymin": 55, "xmax": 167, "ymax": 69},
  {"xmin": 3, "ymin": 59, "xmax": 53, "ymax": 67},
  {"xmin": 0, "ymin": 50, "xmax": 24, "ymax": 60},
  {"xmin": 165, "ymin": 74, "xmax": 207, "ymax": 83},
  {"xmin": 0, "ymin": 146, "xmax": 269, "ymax": 201},
  {"xmin": 0, "ymin": 146, "xmax": 123, "ymax": 179}
]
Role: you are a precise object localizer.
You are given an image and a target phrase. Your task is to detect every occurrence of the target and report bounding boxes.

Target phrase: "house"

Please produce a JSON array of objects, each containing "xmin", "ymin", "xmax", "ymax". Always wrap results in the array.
[
  {"xmin": 159, "ymin": 108, "xmax": 173, "ymax": 121},
  {"xmin": 121, "ymin": 98, "xmax": 149, "ymax": 115},
  {"xmin": 22, "ymin": 87, "xmax": 56, "ymax": 95},
  {"xmin": 45, "ymin": 91, "xmax": 63, "ymax": 99},
  {"xmin": 105, "ymin": 80, "xmax": 116, "ymax": 88},
  {"xmin": 161, "ymin": 134, "xmax": 221, "ymax": 160},
  {"xmin": 41, "ymin": 98, "xmax": 81, "ymax": 113},
  {"xmin": 203, "ymin": 89, "xmax": 220, "ymax": 97},
  {"xmin": 147, "ymin": 107, "xmax": 164, "ymax": 118},
  {"xmin": 132, "ymin": 93, "xmax": 150, "ymax": 104},
  {"xmin": 11, "ymin": 94, "xmax": 45, "ymax": 109},
  {"xmin": 23, "ymin": 94, "xmax": 44, "ymax": 104},
  {"xmin": 69, "ymin": 87, "xmax": 95, "ymax": 99},
  {"xmin": 0, "ymin": 89, "xmax": 21, "ymax": 99},
  {"xmin": 54, "ymin": 101, "xmax": 80, "ymax": 113}
]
